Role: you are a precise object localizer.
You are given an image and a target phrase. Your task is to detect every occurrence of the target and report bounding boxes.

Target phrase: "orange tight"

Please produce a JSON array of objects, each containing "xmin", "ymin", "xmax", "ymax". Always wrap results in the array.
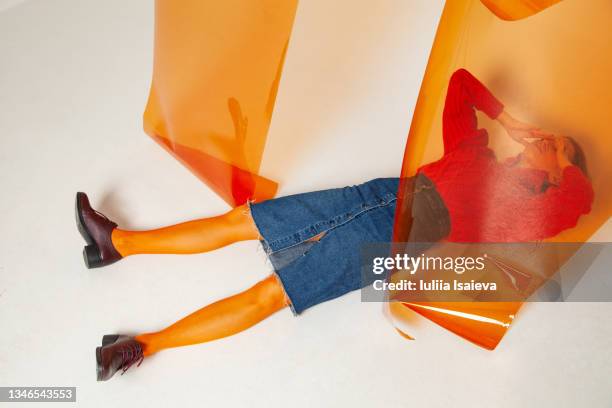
[
  {"xmin": 111, "ymin": 204, "xmax": 260, "ymax": 256},
  {"xmin": 110, "ymin": 204, "xmax": 288, "ymax": 354},
  {"xmin": 136, "ymin": 275, "xmax": 287, "ymax": 356}
]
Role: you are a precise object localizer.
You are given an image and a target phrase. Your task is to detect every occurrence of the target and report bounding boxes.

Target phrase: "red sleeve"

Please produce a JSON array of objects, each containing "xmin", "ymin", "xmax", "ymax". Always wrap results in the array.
[
  {"xmin": 442, "ymin": 69, "xmax": 504, "ymax": 154},
  {"xmin": 503, "ymin": 166, "xmax": 594, "ymax": 240}
]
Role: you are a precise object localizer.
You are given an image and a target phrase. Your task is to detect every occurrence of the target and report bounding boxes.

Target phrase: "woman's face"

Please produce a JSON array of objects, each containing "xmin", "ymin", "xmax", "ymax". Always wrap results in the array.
[{"xmin": 522, "ymin": 138, "xmax": 560, "ymax": 173}]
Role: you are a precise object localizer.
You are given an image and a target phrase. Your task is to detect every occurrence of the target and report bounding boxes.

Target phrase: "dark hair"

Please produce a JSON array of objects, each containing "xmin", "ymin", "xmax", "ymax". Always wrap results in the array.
[{"xmin": 566, "ymin": 137, "xmax": 589, "ymax": 178}]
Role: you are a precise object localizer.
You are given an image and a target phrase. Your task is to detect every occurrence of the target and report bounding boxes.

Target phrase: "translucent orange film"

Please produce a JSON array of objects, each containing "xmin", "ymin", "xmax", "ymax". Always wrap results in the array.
[
  {"xmin": 144, "ymin": 0, "xmax": 298, "ymax": 207},
  {"xmin": 392, "ymin": 0, "xmax": 612, "ymax": 349},
  {"xmin": 480, "ymin": 0, "xmax": 562, "ymax": 20}
]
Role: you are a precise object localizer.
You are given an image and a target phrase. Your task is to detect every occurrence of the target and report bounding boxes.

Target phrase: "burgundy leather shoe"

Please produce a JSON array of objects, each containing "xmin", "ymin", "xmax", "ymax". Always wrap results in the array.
[
  {"xmin": 96, "ymin": 335, "xmax": 144, "ymax": 381},
  {"xmin": 75, "ymin": 192, "xmax": 122, "ymax": 268}
]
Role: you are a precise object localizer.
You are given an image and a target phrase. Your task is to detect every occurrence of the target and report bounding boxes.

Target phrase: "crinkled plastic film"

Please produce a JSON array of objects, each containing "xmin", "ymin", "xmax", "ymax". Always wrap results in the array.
[
  {"xmin": 391, "ymin": 0, "xmax": 612, "ymax": 349},
  {"xmin": 144, "ymin": 0, "xmax": 298, "ymax": 207}
]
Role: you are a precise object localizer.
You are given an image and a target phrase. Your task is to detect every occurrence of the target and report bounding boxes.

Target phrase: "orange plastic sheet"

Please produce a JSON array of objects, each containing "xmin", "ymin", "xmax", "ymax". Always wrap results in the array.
[
  {"xmin": 480, "ymin": 0, "xmax": 562, "ymax": 20},
  {"xmin": 144, "ymin": 0, "xmax": 298, "ymax": 207},
  {"xmin": 391, "ymin": 0, "xmax": 612, "ymax": 349}
]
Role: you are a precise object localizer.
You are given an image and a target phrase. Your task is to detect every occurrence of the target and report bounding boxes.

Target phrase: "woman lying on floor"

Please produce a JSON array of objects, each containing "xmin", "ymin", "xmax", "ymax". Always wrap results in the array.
[{"xmin": 76, "ymin": 68, "xmax": 593, "ymax": 381}]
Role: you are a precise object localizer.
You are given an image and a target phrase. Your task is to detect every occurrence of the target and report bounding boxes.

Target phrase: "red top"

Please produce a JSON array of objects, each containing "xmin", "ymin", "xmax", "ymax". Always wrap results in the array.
[{"xmin": 418, "ymin": 69, "xmax": 594, "ymax": 242}]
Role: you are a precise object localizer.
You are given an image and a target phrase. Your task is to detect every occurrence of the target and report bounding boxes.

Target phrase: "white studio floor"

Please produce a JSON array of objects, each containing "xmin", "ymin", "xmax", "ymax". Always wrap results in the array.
[{"xmin": 0, "ymin": 0, "xmax": 611, "ymax": 407}]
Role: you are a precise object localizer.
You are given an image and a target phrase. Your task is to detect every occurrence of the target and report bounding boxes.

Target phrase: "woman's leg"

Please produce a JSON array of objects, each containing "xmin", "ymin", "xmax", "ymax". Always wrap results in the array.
[
  {"xmin": 135, "ymin": 275, "xmax": 287, "ymax": 355},
  {"xmin": 111, "ymin": 204, "xmax": 260, "ymax": 256}
]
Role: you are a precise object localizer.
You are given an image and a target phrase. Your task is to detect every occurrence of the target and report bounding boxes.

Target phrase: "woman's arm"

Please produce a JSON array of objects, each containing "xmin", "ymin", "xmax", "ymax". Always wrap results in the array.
[{"xmin": 442, "ymin": 69, "xmax": 505, "ymax": 153}]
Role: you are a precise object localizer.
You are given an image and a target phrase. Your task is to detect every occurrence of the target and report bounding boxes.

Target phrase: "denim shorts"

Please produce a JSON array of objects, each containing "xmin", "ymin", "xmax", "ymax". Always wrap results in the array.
[{"xmin": 249, "ymin": 176, "xmax": 449, "ymax": 315}]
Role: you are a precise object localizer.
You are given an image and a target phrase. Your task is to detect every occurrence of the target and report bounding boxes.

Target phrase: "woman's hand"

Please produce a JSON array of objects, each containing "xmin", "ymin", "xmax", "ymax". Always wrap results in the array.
[{"xmin": 497, "ymin": 111, "xmax": 540, "ymax": 146}]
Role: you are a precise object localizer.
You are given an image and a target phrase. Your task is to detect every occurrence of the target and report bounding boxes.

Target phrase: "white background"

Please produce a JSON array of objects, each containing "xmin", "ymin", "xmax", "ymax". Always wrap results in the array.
[{"xmin": 0, "ymin": 0, "xmax": 610, "ymax": 407}]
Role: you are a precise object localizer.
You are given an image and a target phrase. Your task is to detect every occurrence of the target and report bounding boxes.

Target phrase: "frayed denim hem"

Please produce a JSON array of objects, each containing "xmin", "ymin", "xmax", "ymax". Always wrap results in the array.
[{"xmin": 246, "ymin": 199, "xmax": 299, "ymax": 316}]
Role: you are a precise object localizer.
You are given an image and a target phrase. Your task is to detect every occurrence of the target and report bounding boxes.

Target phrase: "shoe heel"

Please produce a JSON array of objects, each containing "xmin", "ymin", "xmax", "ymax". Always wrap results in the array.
[
  {"xmin": 102, "ymin": 334, "xmax": 120, "ymax": 346},
  {"xmin": 83, "ymin": 245, "xmax": 102, "ymax": 269}
]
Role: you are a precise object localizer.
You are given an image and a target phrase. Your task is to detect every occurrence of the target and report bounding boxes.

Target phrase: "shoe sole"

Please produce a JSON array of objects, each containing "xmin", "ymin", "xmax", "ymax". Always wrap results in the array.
[
  {"xmin": 75, "ymin": 193, "xmax": 104, "ymax": 269},
  {"xmin": 96, "ymin": 346, "xmax": 103, "ymax": 381},
  {"xmin": 75, "ymin": 193, "xmax": 93, "ymax": 244}
]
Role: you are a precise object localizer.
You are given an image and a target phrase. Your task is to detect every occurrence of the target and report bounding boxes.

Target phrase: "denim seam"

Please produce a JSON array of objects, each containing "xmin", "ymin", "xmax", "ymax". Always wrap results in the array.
[{"xmin": 266, "ymin": 197, "xmax": 398, "ymax": 254}]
